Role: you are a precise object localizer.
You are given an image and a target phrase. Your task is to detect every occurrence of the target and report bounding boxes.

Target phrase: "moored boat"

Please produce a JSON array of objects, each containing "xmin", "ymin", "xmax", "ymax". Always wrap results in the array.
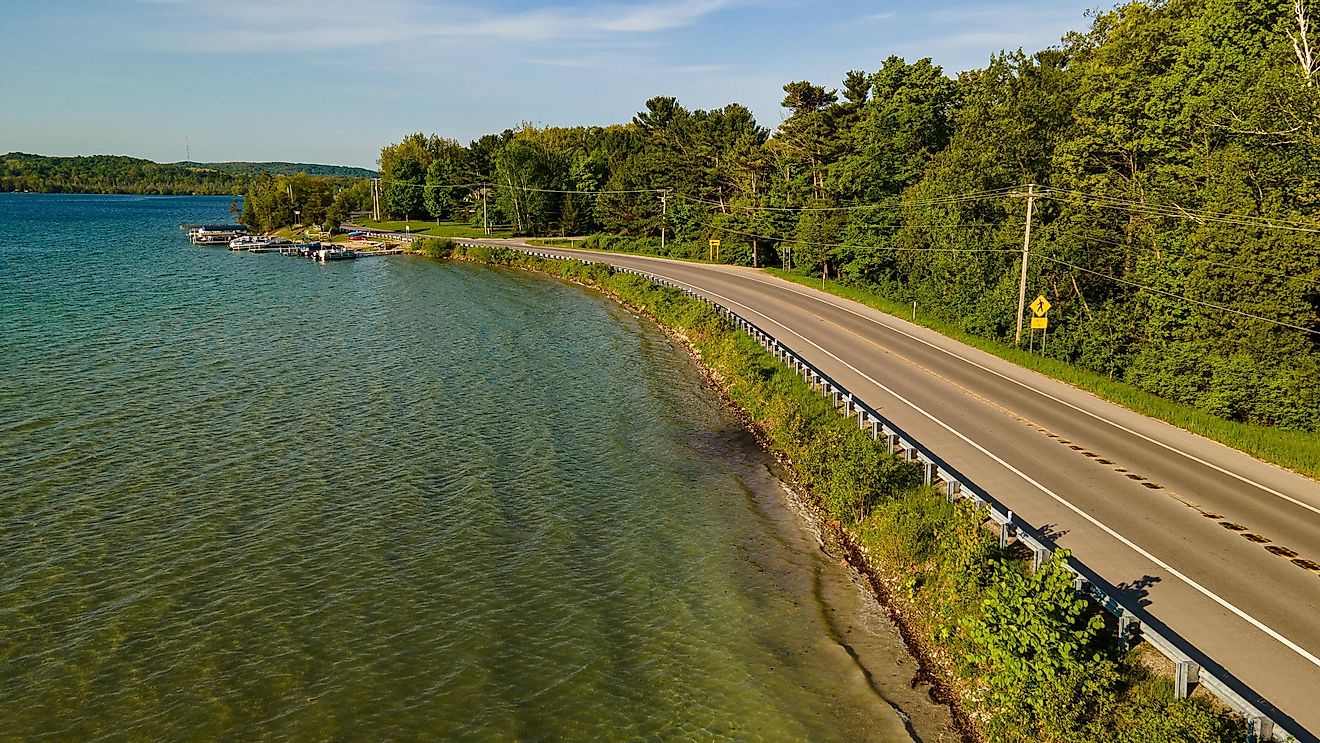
[
  {"xmin": 228, "ymin": 235, "xmax": 270, "ymax": 251},
  {"xmin": 314, "ymin": 246, "xmax": 357, "ymax": 262},
  {"xmin": 189, "ymin": 225, "xmax": 246, "ymax": 245}
]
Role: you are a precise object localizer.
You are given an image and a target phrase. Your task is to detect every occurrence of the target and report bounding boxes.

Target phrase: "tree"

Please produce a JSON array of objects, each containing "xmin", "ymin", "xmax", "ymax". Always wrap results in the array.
[{"xmin": 383, "ymin": 158, "xmax": 424, "ymax": 220}]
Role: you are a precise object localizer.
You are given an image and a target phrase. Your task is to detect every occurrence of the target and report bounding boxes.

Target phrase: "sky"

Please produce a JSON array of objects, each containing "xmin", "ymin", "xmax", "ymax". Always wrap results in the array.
[{"xmin": 0, "ymin": 0, "xmax": 1100, "ymax": 169}]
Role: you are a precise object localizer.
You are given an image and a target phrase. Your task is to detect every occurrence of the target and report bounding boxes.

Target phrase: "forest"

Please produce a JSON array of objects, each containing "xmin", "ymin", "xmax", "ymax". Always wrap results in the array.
[
  {"xmin": 0, "ymin": 153, "xmax": 372, "ymax": 196},
  {"xmin": 1, "ymin": 153, "xmax": 247, "ymax": 194},
  {"xmin": 373, "ymin": 0, "xmax": 1320, "ymax": 433}
]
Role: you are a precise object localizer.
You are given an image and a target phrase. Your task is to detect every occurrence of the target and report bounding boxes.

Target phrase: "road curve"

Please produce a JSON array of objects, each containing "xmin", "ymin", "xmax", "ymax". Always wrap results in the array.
[{"xmin": 455, "ymin": 238, "xmax": 1320, "ymax": 733}]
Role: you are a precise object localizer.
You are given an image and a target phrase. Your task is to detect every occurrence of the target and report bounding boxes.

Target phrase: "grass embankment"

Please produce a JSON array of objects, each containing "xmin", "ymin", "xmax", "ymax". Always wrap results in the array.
[
  {"xmin": 268, "ymin": 226, "xmax": 330, "ymax": 241},
  {"xmin": 355, "ymin": 219, "xmax": 508, "ymax": 238},
  {"xmin": 438, "ymin": 241, "xmax": 1244, "ymax": 743},
  {"xmin": 522, "ymin": 237, "xmax": 587, "ymax": 248},
  {"xmin": 488, "ymin": 232, "xmax": 1320, "ymax": 479}
]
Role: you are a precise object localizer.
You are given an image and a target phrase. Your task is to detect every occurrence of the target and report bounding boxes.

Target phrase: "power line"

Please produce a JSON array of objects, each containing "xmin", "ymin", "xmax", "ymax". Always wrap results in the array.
[
  {"xmin": 1038, "ymin": 188, "xmax": 1320, "ymax": 235},
  {"xmin": 694, "ymin": 220, "xmax": 1021, "ymax": 254},
  {"xmin": 373, "ymin": 179, "xmax": 666, "ymax": 195},
  {"xmin": 1195, "ymin": 257, "xmax": 1320, "ymax": 289},
  {"xmin": 1034, "ymin": 254, "xmax": 1320, "ymax": 336},
  {"xmin": 679, "ymin": 187, "xmax": 1022, "ymax": 213},
  {"xmin": 1045, "ymin": 227, "xmax": 1320, "ymax": 289}
]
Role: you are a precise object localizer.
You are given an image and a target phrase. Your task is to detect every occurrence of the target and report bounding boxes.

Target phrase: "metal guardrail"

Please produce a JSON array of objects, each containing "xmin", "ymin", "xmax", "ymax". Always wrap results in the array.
[
  {"xmin": 517, "ymin": 249, "xmax": 1311, "ymax": 743},
  {"xmin": 358, "ymin": 230, "xmax": 419, "ymax": 242}
]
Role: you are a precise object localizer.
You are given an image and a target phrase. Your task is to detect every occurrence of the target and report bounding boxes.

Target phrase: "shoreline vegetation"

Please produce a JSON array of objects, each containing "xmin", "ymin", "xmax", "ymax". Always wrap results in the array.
[
  {"xmin": 513, "ymin": 235, "xmax": 1320, "ymax": 480},
  {"xmin": 420, "ymin": 237, "xmax": 1247, "ymax": 743},
  {"xmin": 365, "ymin": 0, "xmax": 1320, "ymax": 454}
]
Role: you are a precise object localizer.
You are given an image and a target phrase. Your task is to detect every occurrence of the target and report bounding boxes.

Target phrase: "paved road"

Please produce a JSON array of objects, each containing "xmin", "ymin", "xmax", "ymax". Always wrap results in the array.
[{"xmin": 450, "ymin": 238, "xmax": 1320, "ymax": 733}]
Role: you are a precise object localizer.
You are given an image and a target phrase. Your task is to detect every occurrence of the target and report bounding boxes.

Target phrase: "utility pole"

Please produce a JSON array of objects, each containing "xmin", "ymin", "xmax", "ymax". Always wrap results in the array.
[
  {"xmin": 659, "ymin": 190, "xmax": 668, "ymax": 252},
  {"xmin": 505, "ymin": 175, "xmax": 523, "ymax": 233},
  {"xmin": 1014, "ymin": 183, "xmax": 1036, "ymax": 345},
  {"xmin": 481, "ymin": 188, "xmax": 489, "ymax": 235},
  {"xmin": 371, "ymin": 178, "xmax": 382, "ymax": 222}
]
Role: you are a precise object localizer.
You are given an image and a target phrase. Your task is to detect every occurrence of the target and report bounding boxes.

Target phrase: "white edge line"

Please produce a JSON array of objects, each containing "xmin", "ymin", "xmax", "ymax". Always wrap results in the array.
[
  {"xmin": 611, "ymin": 259, "xmax": 1320, "ymax": 670},
  {"xmin": 722, "ymin": 267, "xmax": 1320, "ymax": 518}
]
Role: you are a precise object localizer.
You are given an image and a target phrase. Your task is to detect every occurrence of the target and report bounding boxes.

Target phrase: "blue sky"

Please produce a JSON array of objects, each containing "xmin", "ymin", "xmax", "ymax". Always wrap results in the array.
[{"xmin": 1, "ymin": 0, "xmax": 1100, "ymax": 169}]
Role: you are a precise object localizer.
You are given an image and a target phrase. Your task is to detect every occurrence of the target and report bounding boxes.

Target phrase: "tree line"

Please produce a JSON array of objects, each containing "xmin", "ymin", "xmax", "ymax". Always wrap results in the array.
[
  {"xmin": 1, "ymin": 153, "xmax": 246, "ymax": 195},
  {"xmin": 375, "ymin": 0, "xmax": 1320, "ymax": 432},
  {"xmin": 1, "ymin": 153, "xmax": 376, "ymax": 212}
]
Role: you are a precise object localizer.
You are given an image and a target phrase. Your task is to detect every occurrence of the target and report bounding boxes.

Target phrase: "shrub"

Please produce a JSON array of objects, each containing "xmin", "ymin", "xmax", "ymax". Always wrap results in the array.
[{"xmin": 413, "ymin": 237, "xmax": 456, "ymax": 259}]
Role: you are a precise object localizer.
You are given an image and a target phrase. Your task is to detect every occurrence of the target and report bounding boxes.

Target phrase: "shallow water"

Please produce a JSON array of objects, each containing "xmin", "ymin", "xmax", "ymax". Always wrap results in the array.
[{"xmin": 0, "ymin": 194, "xmax": 948, "ymax": 741}]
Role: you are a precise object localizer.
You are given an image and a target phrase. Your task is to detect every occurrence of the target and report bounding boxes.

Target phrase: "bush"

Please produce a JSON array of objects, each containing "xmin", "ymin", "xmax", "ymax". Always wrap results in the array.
[
  {"xmin": 413, "ymin": 237, "xmax": 457, "ymax": 258},
  {"xmin": 454, "ymin": 249, "xmax": 1246, "ymax": 743},
  {"xmin": 966, "ymin": 551, "xmax": 1118, "ymax": 742}
]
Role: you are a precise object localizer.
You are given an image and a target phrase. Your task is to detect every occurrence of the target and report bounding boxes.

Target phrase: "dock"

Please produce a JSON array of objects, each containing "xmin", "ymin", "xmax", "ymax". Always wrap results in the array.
[{"xmin": 184, "ymin": 223, "xmax": 412, "ymax": 262}]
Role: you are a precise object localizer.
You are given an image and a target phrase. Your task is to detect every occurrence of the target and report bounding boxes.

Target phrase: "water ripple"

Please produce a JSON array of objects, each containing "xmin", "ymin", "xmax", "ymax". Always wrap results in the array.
[{"xmin": 0, "ymin": 194, "xmax": 917, "ymax": 742}]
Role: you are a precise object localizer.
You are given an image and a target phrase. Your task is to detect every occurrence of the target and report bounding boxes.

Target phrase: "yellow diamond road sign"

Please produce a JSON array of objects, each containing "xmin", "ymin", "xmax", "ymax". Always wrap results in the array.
[
  {"xmin": 1031, "ymin": 316, "xmax": 1049, "ymax": 329},
  {"xmin": 1030, "ymin": 295, "xmax": 1051, "ymax": 316}
]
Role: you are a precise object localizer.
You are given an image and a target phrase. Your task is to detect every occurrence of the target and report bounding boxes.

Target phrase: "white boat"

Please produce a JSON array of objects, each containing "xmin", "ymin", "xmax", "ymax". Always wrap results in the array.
[
  {"xmin": 228, "ymin": 235, "xmax": 272, "ymax": 251},
  {"xmin": 314, "ymin": 246, "xmax": 357, "ymax": 262},
  {"xmin": 189, "ymin": 225, "xmax": 246, "ymax": 245}
]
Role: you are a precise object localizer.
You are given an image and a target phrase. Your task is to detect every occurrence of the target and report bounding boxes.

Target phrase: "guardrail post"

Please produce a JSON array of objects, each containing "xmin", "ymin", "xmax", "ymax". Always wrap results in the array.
[
  {"xmin": 1032, "ymin": 545, "xmax": 1050, "ymax": 572},
  {"xmin": 870, "ymin": 418, "xmax": 880, "ymax": 439},
  {"xmin": 923, "ymin": 461, "xmax": 936, "ymax": 485},
  {"xmin": 1246, "ymin": 716, "xmax": 1273, "ymax": 742},
  {"xmin": 1174, "ymin": 660, "xmax": 1200, "ymax": 699},
  {"xmin": 992, "ymin": 517, "xmax": 1013, "ymax": 551},
  {"xmin": 945, "ymin": 480, "xmax": 960, "ymax": 501},
  {"xmin": 1118, "ymin": 613, "xmax": 1140, "ymax": 644},
  {"xmin": 1074, "ymin": 575, "xmax": 1089, "ymax": 593},
  {"xmin": 886, "ymin": 434, "xmax": 899, "ymax": 455}
]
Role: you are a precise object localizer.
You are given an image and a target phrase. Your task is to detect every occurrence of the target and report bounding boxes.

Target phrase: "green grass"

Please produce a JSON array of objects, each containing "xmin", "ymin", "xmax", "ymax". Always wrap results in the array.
[
  {"xmin": 355, "ymin": 219, "xmax": 508, "ymax": 238},
  {"xmin": 764, "ymin": 268, "xmax": 1320, "ymax": 479},
  {"xmin": 268, "ymin": 225, "xmax": 332, "ymax": 241},
  {"xmin": 500, "ymin": 230, "xmax": 1320, "ymax": 475},
  {"xmin": 463, "ymin": 228, "xmax": 1320, "ymax": 475},
  {"xmin": 522, "ymin": 237, "xmax": 586, "ymax": 248},
  {"xmin": 440, "ymin": 244, "xmax": 1246, "ymax": 742}
]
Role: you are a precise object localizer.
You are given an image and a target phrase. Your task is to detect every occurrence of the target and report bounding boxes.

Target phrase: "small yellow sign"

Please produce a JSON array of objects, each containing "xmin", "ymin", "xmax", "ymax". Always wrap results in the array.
[
  {"xmin": 1030, "ymin": 295, "xmax": 1051, "ymax": 316},
  {"xmin": 1031, "ymin": 316, "xmax": 1049, "ymax": 330},
  {"xmin": 709, "ymin": 238, "xmax": 721, "ymax": 248}
]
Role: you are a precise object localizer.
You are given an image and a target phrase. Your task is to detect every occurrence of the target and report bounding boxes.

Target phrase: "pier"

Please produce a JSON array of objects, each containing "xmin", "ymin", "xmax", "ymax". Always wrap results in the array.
[{"xmin": 188, "ymin": 226, "xmax": 411, "ymax": 262}]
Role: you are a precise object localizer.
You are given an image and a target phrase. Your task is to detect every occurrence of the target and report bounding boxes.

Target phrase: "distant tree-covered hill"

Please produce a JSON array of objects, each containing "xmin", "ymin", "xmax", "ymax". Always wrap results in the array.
[
  {"xmin": 0, "ymin": 153, "xmax": 373, "ymax": 195},
  {"xmin": 173, "ymin": 161, "xmax": 377, "ymax": 178}
]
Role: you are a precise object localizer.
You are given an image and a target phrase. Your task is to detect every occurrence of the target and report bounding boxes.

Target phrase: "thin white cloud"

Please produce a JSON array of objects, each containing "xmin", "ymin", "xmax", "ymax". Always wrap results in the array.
[
  {"xmin": 852, "ymin": 11, "xmax": 898, "ymax": 24},
  {"xmin": 597, "ymin": 0, "xmax": 734, "ymax": 32},
  {"xmin": 138, "ymin": 0, "xmax": 740, "ymax": 51}
]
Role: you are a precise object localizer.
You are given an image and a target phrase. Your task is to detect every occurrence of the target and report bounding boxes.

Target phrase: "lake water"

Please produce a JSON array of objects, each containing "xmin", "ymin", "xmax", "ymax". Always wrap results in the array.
[{"xmin": 0, "ymin": 194, "xmax": 951, "ymax": 741}]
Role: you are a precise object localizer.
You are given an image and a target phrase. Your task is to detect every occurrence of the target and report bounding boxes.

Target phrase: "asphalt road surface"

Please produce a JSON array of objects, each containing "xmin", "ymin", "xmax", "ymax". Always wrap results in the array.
[{"xmin": 459, "ymin": 239, "xmax": 1320, "ymax": 735}]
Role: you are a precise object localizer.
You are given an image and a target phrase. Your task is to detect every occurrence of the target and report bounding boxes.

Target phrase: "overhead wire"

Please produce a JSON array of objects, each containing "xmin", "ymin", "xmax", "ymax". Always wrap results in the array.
[
  {"xmin": 1034, "ymin": 254, "xmax": 1319, "ymax": 336},
  {"xmin": 372, "ymin": 179, "xmax": 666, "ymax": 195},
  {"xmin": 1037, "ymin": 187, "xmax": 1320, "ymax": 234},
  {"xmin": 690, "ymin": 219, "xmax": 1021, "ymax": 254},
  {"xmin": 368, "ymin": 177, "xmax": 1320, "ymax": 299},
  {"xmin": 679, "ymin": 187, "xmax": 1022, "ymax": 213}
]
